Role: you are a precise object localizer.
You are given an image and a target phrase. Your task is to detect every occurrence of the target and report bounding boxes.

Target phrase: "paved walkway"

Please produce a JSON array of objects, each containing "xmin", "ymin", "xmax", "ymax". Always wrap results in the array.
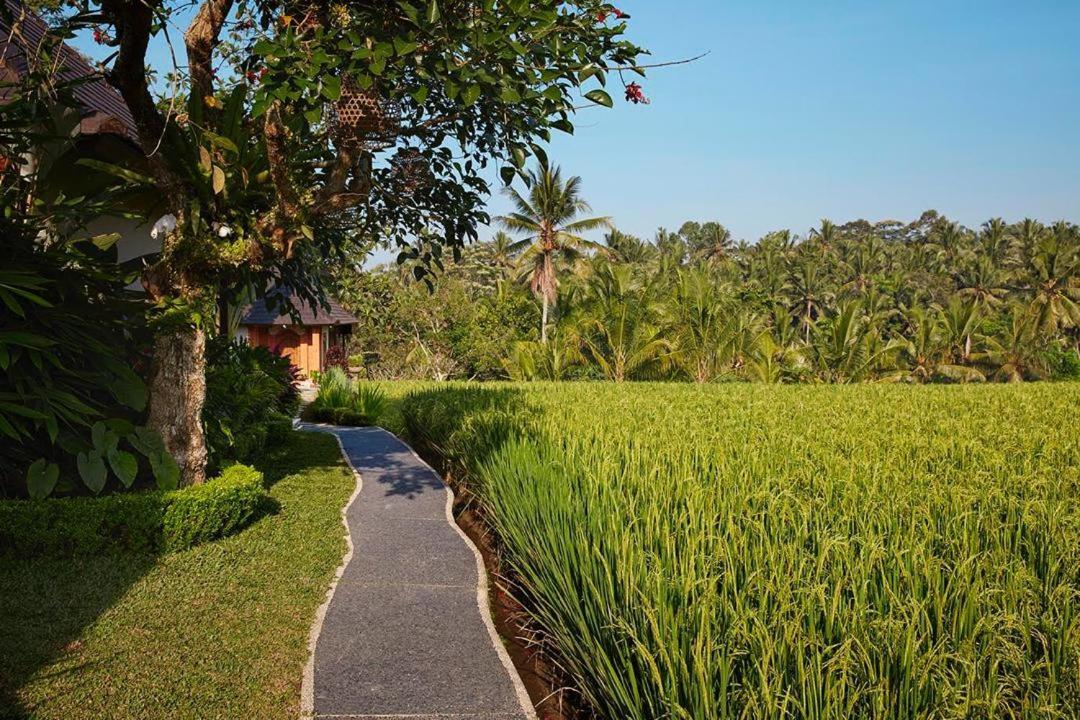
[{"xmin": 301, "ymin": 425, "xmax": 535, "ymax": 720}]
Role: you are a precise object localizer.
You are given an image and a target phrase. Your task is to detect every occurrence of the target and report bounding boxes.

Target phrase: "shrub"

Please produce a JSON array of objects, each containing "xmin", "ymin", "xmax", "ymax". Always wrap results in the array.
[
  {"xmin": 324, "ymin": 343, "xmax": 349, "ymax": 371},
  {"xmin": 204, "ymin": 338, "xmax": 300, "ymax": 470},
  {"xmin": 300, "ymin": 371, "xmax": 386, "ymax": 427},
  {"xmin": 162, "ymin": 464, "xmax": 265, "ymax": 551},
  {"xmin": 0, "ymin": 464, "xmax": 266, "ymax": 557}
]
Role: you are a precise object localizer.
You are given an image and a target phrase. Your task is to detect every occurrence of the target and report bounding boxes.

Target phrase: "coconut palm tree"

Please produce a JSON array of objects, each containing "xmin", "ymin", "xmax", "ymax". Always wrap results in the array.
[
  {"xmin": 579, "ymin": 265, "xmax": 673, "ymax": 382},
  {"xmin": 497, "ymin": 160, "xmax": 612, "ymax": 343},
  {"xmin": 1019, "ymin": 221, "xmax": 1080, "ymax": 336},
  {"xmin": 785, "ymin": 260, "xmax": 831, "ymax": 344},
  {"xmin": 973, "ymin": 307, "xmax": 1051, "ymax": 382}
]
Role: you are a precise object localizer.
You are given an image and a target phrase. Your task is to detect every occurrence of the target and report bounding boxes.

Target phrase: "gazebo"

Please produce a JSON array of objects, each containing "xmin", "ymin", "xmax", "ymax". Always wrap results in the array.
[{"xmin": 238, "ymin": 290, "xmax": 358, "ymax": 378}]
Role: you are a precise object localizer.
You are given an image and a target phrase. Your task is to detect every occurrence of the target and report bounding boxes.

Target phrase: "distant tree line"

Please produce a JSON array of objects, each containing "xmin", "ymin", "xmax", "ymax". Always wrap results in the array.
[{"xmin": 333, "ymin": 164, "xmax": 1080, "ymax": 384}]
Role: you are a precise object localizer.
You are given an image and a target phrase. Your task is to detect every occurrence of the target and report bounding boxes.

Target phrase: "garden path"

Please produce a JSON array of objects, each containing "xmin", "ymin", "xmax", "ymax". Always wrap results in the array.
[{"xmin": 300, "ymin": 425, "xmax": 535, "ymax": 720}]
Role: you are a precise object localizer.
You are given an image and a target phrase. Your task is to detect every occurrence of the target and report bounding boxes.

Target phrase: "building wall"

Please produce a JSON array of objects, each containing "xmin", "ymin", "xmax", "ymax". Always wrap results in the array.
[{"xmin": 245, "ymin": 325, "xmax": 323, "ymax": 378}]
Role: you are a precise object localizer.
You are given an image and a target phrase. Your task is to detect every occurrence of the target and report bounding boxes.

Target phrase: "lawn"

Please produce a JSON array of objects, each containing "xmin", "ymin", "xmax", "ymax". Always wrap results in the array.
[
  {"xmin": 400, "ymin": 382, "xmax": 1080, "ymax": 720},
  {"xmin": 0, "ymin": 431, "xmax": 354, "ymax": 720}
]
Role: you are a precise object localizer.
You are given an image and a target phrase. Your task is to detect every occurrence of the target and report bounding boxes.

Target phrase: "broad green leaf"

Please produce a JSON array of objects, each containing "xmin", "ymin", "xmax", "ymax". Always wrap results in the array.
[
  {"xmin": 26, "ymin": 459, "xmax": 59, "ymax": 500},
  {"xmin": 150, "ymin": 451, "xmax": 180, "ymax": 491},
  {"xmin": 107, "ymin": 448, "xmax": 138, "ymax": 488},
  {"xmin": 427, "ymin": 0, "xmax": 440, "ymax": 23},
  {"xmin": 461, "ymin": 85, "xmax": 482, "ymax": 107},
  {"xmin": 77, "ymin": 451, "xmax": 107, "ymax": 494},
  {"xmin": 584, "ymin": 89, "xmax": 613, "ymax": 107}
]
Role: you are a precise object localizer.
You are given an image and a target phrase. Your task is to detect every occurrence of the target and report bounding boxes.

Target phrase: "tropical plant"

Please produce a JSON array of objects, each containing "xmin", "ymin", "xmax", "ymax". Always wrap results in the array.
[
  {"xmin": 578, "ymin": 265, "xmax": 673, "ymax": 381},
  {"xmin": 303, "ymin": 368, "xmax": 386, "ymax": 426},
  {"xmin": 498, "ymin": 160, "xmax": 612, "ymax": 343},
  {"xmin": 402, "ymin": 382, "xmax": 1080, "ymax": 719},
  {"xmin": 203, "ymin": 337, "xmax": 299, "ymax": 470}
]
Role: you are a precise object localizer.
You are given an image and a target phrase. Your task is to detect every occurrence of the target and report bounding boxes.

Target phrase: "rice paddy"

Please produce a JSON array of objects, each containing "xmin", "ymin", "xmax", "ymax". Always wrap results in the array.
[{"xmin": 399, "ymin": 383, "xmax": 1080, "ymax": 719}]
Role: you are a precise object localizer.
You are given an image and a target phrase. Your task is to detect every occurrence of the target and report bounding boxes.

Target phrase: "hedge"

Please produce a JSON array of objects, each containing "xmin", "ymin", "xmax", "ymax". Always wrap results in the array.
[{"xmin": 0, "ymin": 464, "xmax": 266, "ymax": 557}]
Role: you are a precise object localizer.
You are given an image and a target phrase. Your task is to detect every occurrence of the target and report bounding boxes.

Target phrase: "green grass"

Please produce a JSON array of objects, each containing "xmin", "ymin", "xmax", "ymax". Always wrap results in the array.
[
  {"xmin": 0, "ymin": 431, "xmax": 354, "ymax": 720},
  {"xmin": 401, "ymin": 382, "xmax": 1080, "ymax": 720}
]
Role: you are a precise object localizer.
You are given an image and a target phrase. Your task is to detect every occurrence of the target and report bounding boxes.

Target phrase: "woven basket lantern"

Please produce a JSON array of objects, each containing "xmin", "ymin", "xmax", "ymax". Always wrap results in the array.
[
  {"xmin": 329, "ymin": 80, "xmax": 401, "ymax": 151},
  {"xmin": 391, "ymin": 148, "xmax": 431, "ymax": 194}
]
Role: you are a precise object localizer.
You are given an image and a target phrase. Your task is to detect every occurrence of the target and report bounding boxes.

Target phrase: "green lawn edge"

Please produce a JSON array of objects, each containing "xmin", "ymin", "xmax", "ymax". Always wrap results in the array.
[{"xmin": 0, "ymin": 431, "xmax": 354, "ymax": 720}]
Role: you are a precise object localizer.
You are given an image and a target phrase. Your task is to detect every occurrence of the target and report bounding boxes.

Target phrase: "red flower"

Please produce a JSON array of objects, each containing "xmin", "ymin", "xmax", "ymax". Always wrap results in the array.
[
  {"xmin": 259, "ymin": 67, "xmax": 270, "ymax": 79},
  {"xmin": 613, "ymin": 8, "xmax": 628, "ymax": 18},
  {"xmin": 245, "ymin": 70, "xmax": 258, "ymax": 83},
  {"xmin": 624, "ymin": 82, "xmax": 648, "ymax": 104},
  {"xmin": 92, "ymin": 28, "xmax": 106, "ymax": 45},
  {"xmin": 596, "ymin": 10, "xmax": 608, "ymax": 23}
]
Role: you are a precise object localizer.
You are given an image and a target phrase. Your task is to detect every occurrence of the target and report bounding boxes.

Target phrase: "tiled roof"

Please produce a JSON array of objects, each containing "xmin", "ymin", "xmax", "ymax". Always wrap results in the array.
[
  {"xmin": 240, "ymin": 289, "xmax": 359, "ymax": 327},
  {"xmin": 1, "ymin": 0, "xmax": 137, "ymax": 139}
]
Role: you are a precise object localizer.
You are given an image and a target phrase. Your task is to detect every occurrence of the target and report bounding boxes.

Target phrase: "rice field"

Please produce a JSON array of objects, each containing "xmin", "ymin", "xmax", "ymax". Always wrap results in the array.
[{"xmin": 399, "ymin": 383, "xmax": 1080, "ymax": 720}]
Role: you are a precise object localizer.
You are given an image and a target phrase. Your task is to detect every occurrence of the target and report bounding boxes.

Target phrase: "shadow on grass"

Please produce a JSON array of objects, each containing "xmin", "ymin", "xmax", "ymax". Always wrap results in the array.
[
  {"xmin": 0, "ymin": 430, "xmax": 331, "ymax": 719},
  {"xmin": 0, "ymin": 551, "xmax": 155, "ymax": 718}
]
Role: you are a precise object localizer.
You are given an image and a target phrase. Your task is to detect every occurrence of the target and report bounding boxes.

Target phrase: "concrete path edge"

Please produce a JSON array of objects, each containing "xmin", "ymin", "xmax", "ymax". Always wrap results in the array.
[
  {"xmin": 297, "ymin": 425, "xmax": 537, "ymax": 720},
  {"xmin": 300, "ymin": 430, "xmax": 364, "ymax": 719}
]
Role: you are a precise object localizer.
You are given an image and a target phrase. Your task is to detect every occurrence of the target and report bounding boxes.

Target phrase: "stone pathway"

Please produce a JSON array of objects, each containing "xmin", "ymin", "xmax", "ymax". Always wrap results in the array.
[{"xmin": 301, "ymin": 425, "xmax": 535, "ymax": 720}]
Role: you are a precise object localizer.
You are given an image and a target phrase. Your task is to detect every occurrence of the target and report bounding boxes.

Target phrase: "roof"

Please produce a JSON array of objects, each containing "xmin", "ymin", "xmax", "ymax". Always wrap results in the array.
[
  {"xmin": 240, "ymin": 290, "xmax": 359, "ymax": 327},
  {"xmin": 1, "ymin": 1, "xmax": 137, "ymax": 139}
]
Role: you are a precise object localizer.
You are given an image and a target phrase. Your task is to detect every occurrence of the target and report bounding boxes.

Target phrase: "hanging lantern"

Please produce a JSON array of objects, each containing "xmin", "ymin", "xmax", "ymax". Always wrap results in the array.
[
  {"xmin": 390, "ymin": 148, "xmax": 431, "ymax": 195},
  {"xmin": 329, "ymin": 80, "xmax": 400, "ymax": 151}
]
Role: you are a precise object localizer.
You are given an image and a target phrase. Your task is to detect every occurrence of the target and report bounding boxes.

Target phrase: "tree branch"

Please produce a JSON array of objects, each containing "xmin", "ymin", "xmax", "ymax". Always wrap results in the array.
[
  {"xmin": 184, "ymin": 0, "xmax": 234, "ymax": 110},
  {"xmin": 100, "ymin": 0, "xmax": 182, "ymax": 199}
]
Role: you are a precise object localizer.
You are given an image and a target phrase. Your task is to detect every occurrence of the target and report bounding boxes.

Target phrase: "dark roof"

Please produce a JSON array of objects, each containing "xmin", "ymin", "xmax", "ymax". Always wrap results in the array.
[
  {"xmin": 1, "ymin": 1, "xmax": 137, "ymax": 139},
  {"xmin": 240, "ymin": 290, "xmax": 358, "ymax": 327}
]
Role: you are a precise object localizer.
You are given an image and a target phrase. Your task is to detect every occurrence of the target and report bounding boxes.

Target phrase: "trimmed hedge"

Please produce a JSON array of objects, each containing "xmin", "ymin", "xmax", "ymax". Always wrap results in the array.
[{"xmin": 0, "ymin": 464, "xmax": 266, "ymax": 557}]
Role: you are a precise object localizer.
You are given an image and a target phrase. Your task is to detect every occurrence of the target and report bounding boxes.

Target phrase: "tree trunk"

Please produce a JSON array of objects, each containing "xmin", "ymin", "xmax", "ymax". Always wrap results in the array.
[
  {"xmin": 148, "ymin": 326, "xmax": 208, "ymax": 486},
  {"xmin": 541, "ymin": 294, "xmax": 549, "ymax": 345}
]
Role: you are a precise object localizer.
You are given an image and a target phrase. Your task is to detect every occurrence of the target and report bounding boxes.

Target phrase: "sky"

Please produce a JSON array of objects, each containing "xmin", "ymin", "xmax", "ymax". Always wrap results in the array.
[{"xmin": 73, "ymin": 0, "xmax": 1080, "ymax": 256}]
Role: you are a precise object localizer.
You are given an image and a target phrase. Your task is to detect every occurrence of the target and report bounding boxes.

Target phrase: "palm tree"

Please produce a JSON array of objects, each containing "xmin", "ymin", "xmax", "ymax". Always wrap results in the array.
[
  {"xmin": 785, "ymin": 261, "xmax": 831, "ymax": 344},
  {"xmin": 692, "ymin": 223, "xmax": 735, "ymax": 265},
  {"xmin": 579, "ymin": 265, "xmax": 673, "ymax": 382},
  {"xmin": 669, "ymin": 268, "xmax": 730, "ymax": 382},
  {"xmin": 1020, "ymin": 221, "xmax": 1080, "ymax": 336},
  {"xmin": 810, "ymin": 219, "xmax": 839, "ymax": 258},
  {"xmin": 497, "ymin": 160, "xmax": 612, "ymax": 343},
  {"xmin": 973, "ymin": 307, "xmax": 1051, "ymax": 382}
]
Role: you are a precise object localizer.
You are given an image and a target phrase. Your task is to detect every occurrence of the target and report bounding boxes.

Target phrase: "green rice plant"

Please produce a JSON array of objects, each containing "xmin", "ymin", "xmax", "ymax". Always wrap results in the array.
[{"xmin": 400, "ymin": 382, "xmax": 1080, "ymax": 719}]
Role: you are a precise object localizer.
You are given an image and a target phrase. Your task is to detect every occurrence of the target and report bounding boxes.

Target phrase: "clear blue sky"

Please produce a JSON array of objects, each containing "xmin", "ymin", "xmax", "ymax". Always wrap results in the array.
[
  {"xmin": 76, "ymin": 1, "xmax": 1080, "ymax": 252},
  {"xmin": 509, "ymin": 0, "xmax": 1080, "ymax": 244}
]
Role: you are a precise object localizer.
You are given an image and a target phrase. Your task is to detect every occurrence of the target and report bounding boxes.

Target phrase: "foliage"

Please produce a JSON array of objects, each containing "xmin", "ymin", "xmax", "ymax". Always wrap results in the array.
[
  {"xmin": 0, "ymin": 431, "xmax": 353, "ymax": 719},
  {"xmin": 346, "ymin": 210, "xmax": 1080, "ymax": 384},
  {"xmin": 161, "ymin": 463, "xmax": 265, "ymax": 551},
  {"xmin": 203, "ymin": 337, "xmax": 300, "ymax": 470},
  {"xmin": 497, "ymin": 159, "xmax": 612, "ymax": 342},
  {"xmin": 0, "ymin": 47, "xmax": 169, "ymax": 498},
  {"xmin": 401, "ymin": 382, "xmax": 1080, "ymax": 719},
  {"xmin": 301, "ymin": 367, "xmax": 387, "ymax": 426},
  {"xmin": 0, "ymin": 462, "xmax": 265, "ymax": 557}
]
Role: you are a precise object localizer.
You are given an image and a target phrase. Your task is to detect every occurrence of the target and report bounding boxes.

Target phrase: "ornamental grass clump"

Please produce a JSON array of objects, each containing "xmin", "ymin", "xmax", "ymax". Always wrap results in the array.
[
  {"xmin": 303, "ymin": 367, "xmax": 386, "ymax": 426},
  {"xmin": 401, "ymin": 382, "xmax": 1080, "ymax": 720}
]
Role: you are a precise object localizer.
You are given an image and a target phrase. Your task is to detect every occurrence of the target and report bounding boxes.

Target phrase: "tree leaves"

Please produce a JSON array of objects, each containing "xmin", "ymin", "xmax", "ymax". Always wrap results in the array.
[
  {"xmin": 26, "ymin": 459, "xmax": 59, "ymax": 500},
  {"xmin": 107, "ymin": 447, "xmax": 138, "ymax": 488},
  {"xmin": 212, "ymin": 166, "xmax": 226, "ymax": 195},
  {"xmin": 149, "ymin": 451, "xmax": 180, "ymax": 491},
  {"xmin": 76, "ymin": 451, "xmax": 107, "ymax": 494},
  {"xmin": 584, "ymin": 89, "xmax": 613, "ymax": 108}
]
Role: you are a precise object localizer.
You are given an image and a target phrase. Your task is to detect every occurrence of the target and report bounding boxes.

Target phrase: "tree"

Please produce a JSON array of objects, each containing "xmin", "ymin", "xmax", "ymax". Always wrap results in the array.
[
  {"xmin": 498, "ymin": 160, "xmax": 612, "ymax": 344},
  {"xmin": 53, "ymin": 0, "xmax": 646, "ymax": 483},
  {"xmin": 579, "ymin": 264, "xmax": 672, "ymax": 381}
]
